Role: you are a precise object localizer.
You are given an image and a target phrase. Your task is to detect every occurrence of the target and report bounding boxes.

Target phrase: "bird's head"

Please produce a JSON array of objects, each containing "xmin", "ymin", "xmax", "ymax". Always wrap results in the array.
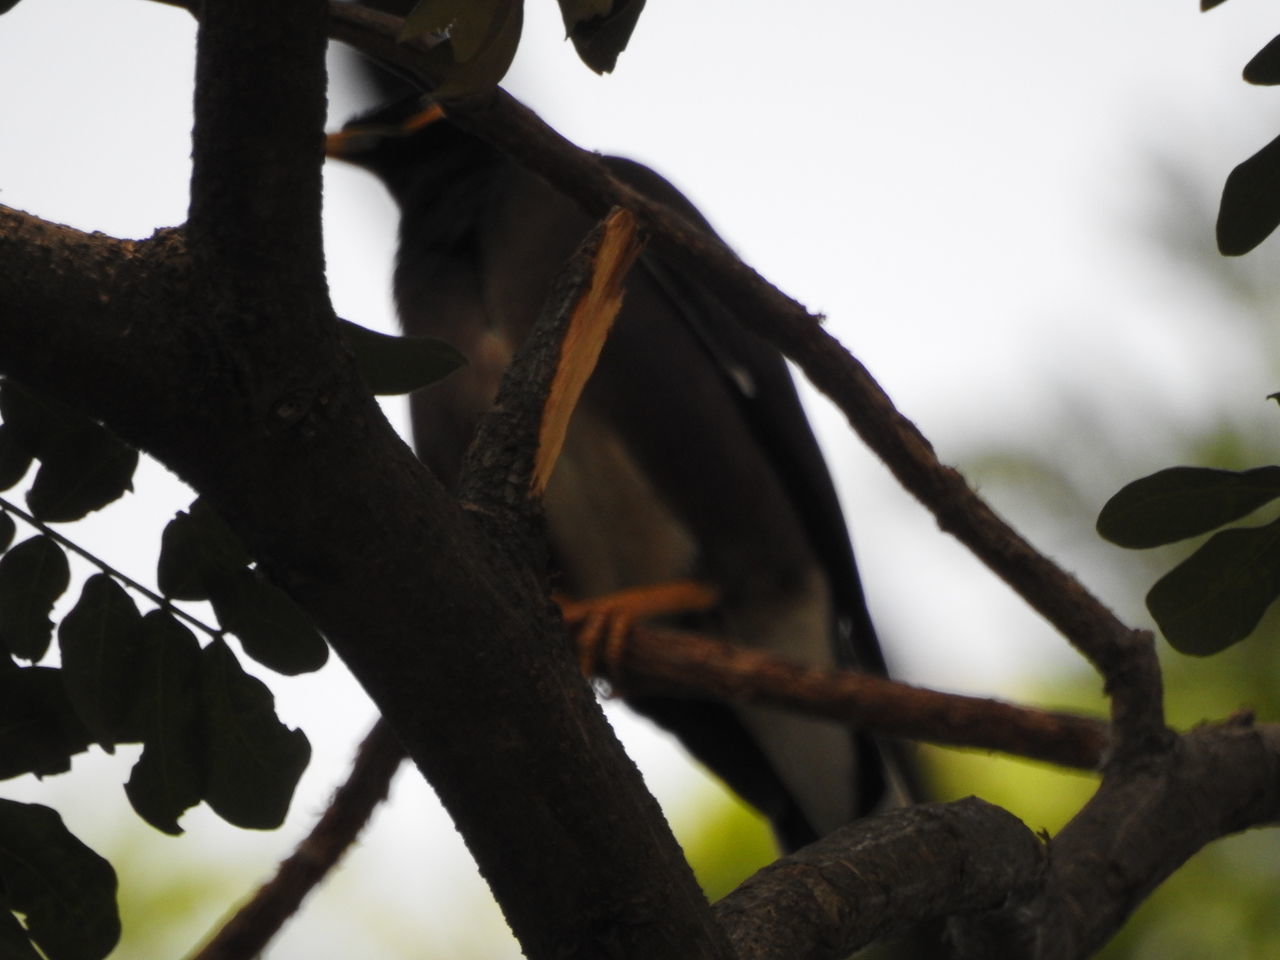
[{"xmin": 325, "ymin": 95, "xmax": 502, "ymax": 210}]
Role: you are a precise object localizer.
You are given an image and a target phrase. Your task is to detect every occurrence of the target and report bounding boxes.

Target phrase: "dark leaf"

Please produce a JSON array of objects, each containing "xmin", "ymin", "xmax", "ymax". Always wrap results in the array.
[
  {"xmin": 1147, "ymin": 517, "xmax": 1280, "ymax": 655},
  {"xmin": 157, "ymin": 499, "xmax": 251, "ymax": 601},
  {"xmin": 0, "ymin": 512, "xmax": 14, "ymax": 553},
  {"xmin": 0, "ymin": 799, "xmax": 119, "ymax": 960},
  {"xmin": 199, "ymin": 639, "xmax": 310, "ymax": 829},
  {"xmin": 1217, "ymin": 130, "xmax": 1280, "ymax": 256},
  {"xmin": 58, "ymin": 575, "xmax": 144, "ymax": 750},
  {"xmin": 559, "ymin": 0, "xmax": 646, "ymax": 74},
  {"xmin": 0, "ymin": 381, "xmax": 137, "ymax": 522},
  {"xmin": 1200, "ymin": 0, "xmax": 1230, "ymax": 8},
  {"xmin": 0, "ymin": 665, "xmax": 93, "ymax": 779},
  {"xmin": 340, "ymin": 319, "xmax": 465, "ymax": 395},
  {"xmin": 1097, "ymin": 465, "xmax": 1280, "ymax": 548},
  {"xmin": 400, "ymin": 0, "xmax": 523, "ymax": 96},
  {"xmin": 124, "ymin": 612, "xmax": 204, "ymax": 835},
  {"xmin": 0, "ymin": 0, "xmax": 25, "ymax": 13},
  {"xmin": 26, "ymin": 424, "xmax": 138, "ymax": 523},
  {"xmin": 209, "ymin": 570, "xmax": 328, "ymax": 676},
  {"xmin": 1244, "ymin": 34, "xmax": 1280, "ymax": 84},
  {"xmin": 0, "ymin": 425, "xmax": 32, "ymax": 491},
  {"xmin": 0, "ymin": 535, "xmax": 70, "ymax": 661},
  {"xmin": 0, "ymin": 909, "xmax": 42, "ymax": 960}
]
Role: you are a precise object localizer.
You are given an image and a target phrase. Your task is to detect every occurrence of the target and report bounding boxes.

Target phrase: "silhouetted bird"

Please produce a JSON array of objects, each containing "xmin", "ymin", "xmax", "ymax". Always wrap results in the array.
[{"xmin": 327, "ymin": 95, "xmax": 902, "ymax": 851}]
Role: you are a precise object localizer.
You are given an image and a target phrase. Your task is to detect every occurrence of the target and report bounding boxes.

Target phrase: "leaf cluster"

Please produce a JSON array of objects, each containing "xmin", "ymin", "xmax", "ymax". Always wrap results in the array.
[
  {"xmin": 1099, "ymin": 464, "xmax": 1280, "ymax": 655},
  {"xmin": 0, "ymin": 380, "xmax": 326, "ymax": 960},
  {"xmin": 393, "ymin": 0, "xmax": 646, "ymax": 94},
  {"xmin": 1210, "ymin": 3, "xmax": 1280, "ymax": 255}
]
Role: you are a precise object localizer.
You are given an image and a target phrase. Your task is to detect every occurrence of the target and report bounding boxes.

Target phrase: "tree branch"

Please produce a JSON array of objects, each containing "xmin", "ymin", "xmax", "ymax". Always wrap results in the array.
[
  {"xmin": 716, "ymin": 798, "xmax": 1045, "ymax": 960},
  {"xmin": 955, "ymin": 718, "xmax": 1280, "ymax": 957},
  {"xmin": 188, "ymin": 720, "xmax": 404, "ymax": 960},
  {"xmin": 610, "ymin": 623, "xmax": 1108, "ymax": 771},
  {"xmin": 2, "ymin": 6, "xmax": 734, "ymax": 959}
]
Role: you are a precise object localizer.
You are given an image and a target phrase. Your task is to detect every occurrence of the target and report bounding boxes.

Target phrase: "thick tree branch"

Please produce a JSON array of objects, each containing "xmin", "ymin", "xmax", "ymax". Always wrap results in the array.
[
  {"xmin": 716, "ymin": 798, "xmax": 1045, "ymax": 960},
  {"xmin": 1, "ymin": 6, "xmax": 733, "ymax": 960},
  {"xmin": 955, "ymin": 718, "xmax": 1280, "ymax": 957}
]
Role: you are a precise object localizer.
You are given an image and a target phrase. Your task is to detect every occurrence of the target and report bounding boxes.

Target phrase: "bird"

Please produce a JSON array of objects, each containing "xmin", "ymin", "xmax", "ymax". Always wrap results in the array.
[{"xmin": 326, "ymin": 93, "xmax": 902, "ymax": 852}]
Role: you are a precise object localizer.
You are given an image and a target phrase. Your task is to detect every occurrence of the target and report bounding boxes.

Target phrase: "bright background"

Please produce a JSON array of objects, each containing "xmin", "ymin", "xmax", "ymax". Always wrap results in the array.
[{"xmin": 2, "ymin": 1, "xmax": 1280, "ymax": 957}]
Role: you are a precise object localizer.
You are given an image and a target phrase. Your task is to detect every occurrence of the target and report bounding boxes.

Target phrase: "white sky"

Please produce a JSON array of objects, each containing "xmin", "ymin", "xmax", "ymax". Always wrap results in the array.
[{"xmin": 1, "ymin": 0, "xmax": 1279, "ymax": 957}]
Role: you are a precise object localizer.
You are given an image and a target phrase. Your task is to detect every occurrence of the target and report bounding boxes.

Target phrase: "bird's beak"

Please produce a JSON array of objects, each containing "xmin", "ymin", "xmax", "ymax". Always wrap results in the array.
[{"xmin": 324, "ymin": 101, "xmax": 448, "ymax": 161}]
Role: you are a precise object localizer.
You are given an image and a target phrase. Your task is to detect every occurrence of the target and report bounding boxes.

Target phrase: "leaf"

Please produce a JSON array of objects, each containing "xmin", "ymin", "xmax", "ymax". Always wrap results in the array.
[
  {"xmin": 199, "ymin": 639, "xmax": 310, "ymax": 829},
  {"xmin": 57, "ymin": 575, "xmax": 144, "ymax": 750},
  {"xmin": 1217, "ymin": 130, "xmax": 1280, "ymax": 256},
  {"xmin": 1097, "ymin": 466, "xmax": 1280, "ymax": 548},
  {"xmin": 209, "ymin": 569, "xmax": 328, "ymax": 676},
  {"xmin": 0, "ymin": 535, "xmax": 70, "ymax": 661},
  {"xmin": 0, "ymin": 381, "xmax": 136, "ymax": 523},
  {"xmin": 0, "ymin": 512, "xmax": 14, "ymax": 553},
  {"xmin": 1200, "ymin": 0, "xmax": 1231, "ymax": 8},
  {"xmin": 26, "ymin": 423, "xmax": 138, "ymax": 523},
  {"xmin": 157, "ymin": 499, "xmax": 251, "ymax": 601},
  {"xmin": 1146, "ymin": 517, "xmax": 1280, "ymax": 655},
  {"xmin": 0, "ymin": 664, "xmax": 93, "ymax": 779},
  {"xmin": 0, "ymin": 799, "xmax": 119, "ymax": 960},
  {"xmin": 0, "ymin": 910, "xmax": 42, "ymax": 960},
  {"xmin": 400, "ymin": 0, "xmax": 488, "ymax": 59},
  {"xmin": 0, "ymin": 0, "xmax": 25, "ymax": 13},
  {"xmin": 400, "ymin": 0, "xmax": 523, "ymax": 97},
  {"xmin": 0, "ymin": 425, "xmax": 32, "ymax": 491},
  {"xmin": 124, "ymin": 612, "xmax": 204, "ymax": 835},
  {"xmin": 559, "ymin": 0, "xmax": 647, "ymax": 74},
  {"xmin": 1244, "ymin": 34, "xmax": 1280, "ymax": 85},
  {"xmin": 340, "ymin": 319, "xmax": 465, "ymax": 395}
]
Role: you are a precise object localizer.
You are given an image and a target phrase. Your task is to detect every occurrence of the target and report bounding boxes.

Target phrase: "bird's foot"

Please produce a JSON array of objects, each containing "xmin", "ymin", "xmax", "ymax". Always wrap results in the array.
[{"xmin": 558, "ymin": 580, "xmax": 719, "ymax": 681}]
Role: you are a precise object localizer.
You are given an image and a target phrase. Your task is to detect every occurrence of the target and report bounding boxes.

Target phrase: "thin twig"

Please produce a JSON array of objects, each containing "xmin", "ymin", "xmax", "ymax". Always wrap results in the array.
[
  {"xmin": 0, "ymin": 493, "xmax": 221, "ymax": 638},
  {"xmin": 187, "ymin": 720, "xmax": 405, "ymax": 960},
  {"xmin": 610, "ymin": 623, "xmax": 1109, "ymax": 771}
]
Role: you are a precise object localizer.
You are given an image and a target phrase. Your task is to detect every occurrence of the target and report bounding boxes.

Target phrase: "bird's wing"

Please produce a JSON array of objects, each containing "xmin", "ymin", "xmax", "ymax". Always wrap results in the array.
[{"xmin": 601, "ymin": 157, "xmax": 885, "ymax": 677}]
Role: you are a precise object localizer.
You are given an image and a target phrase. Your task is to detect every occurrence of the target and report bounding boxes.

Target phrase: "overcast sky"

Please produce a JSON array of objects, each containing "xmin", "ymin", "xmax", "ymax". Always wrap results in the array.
[{"xmin": 2, "ymin": 1, "xmax": 1279, "ymax": 956}]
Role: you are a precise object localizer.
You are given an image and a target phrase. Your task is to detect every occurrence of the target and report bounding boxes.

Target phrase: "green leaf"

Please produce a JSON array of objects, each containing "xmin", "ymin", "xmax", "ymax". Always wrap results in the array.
[
  {"xmin": 340, "ymin": 319, "xmax": 465, "ymax": 395},
  {"xmin": 1244, "ymin": 35, "xmax": 1280, "ymax": 85},
  {"xmin": 0, "ymin": 664, "xmax": 93, "ymax": 779},
  {"xmin": 157, "ymin": 499, "xmax": 251, "ymax": 601},
  {"xmin": 400, "ymin": 0, "xmax": 523, "ymax": 96},
  {"xmin": 0, "ymin": 512, "xmax": 14, "ymax": 553},
  {"xmin": 0, "ymin": 0, "xmax": 25, "ymax": 14},
  {"xmin": 559, "ymin": 0, "xmax": 646, "ymax": 74},
  {"xmin": 209, "ymin": 570, "xmax": 328, "ymax": 676},
  {"xmin": 26, "ymin": 423, "xmax": 138, "ymax": 523},
  {"xmin": 57, "ymin": 575, "xmax": 144, "ymax": 750},
  {"xmin": 0, "ymin": 799, "xmax": 119, "ymax": 960},
  {"xmin": 1097, "ymin": 466, "xmax": 1280, "ymax": 548},
  {"xmin": 0, "ymin": 535, "xmax": 70, "ymax": 661},
  {"xmin": 0, "ymin": 425, "xmax": 32, "ymax": 491},
  {"xmin": 199, "ymin": 639, "xmax": 310, "ymax": 829},
  {"xmin": 1147, "ymin": 517, "xmax": 1280, "ymax": 655},
  {"xmin": 124, "ymin": 612, "xmax": 204, "ymax": 835},
  {"xmin": 1217, "ymin": 130, "xmax": 1280, "ymax": 256}
]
